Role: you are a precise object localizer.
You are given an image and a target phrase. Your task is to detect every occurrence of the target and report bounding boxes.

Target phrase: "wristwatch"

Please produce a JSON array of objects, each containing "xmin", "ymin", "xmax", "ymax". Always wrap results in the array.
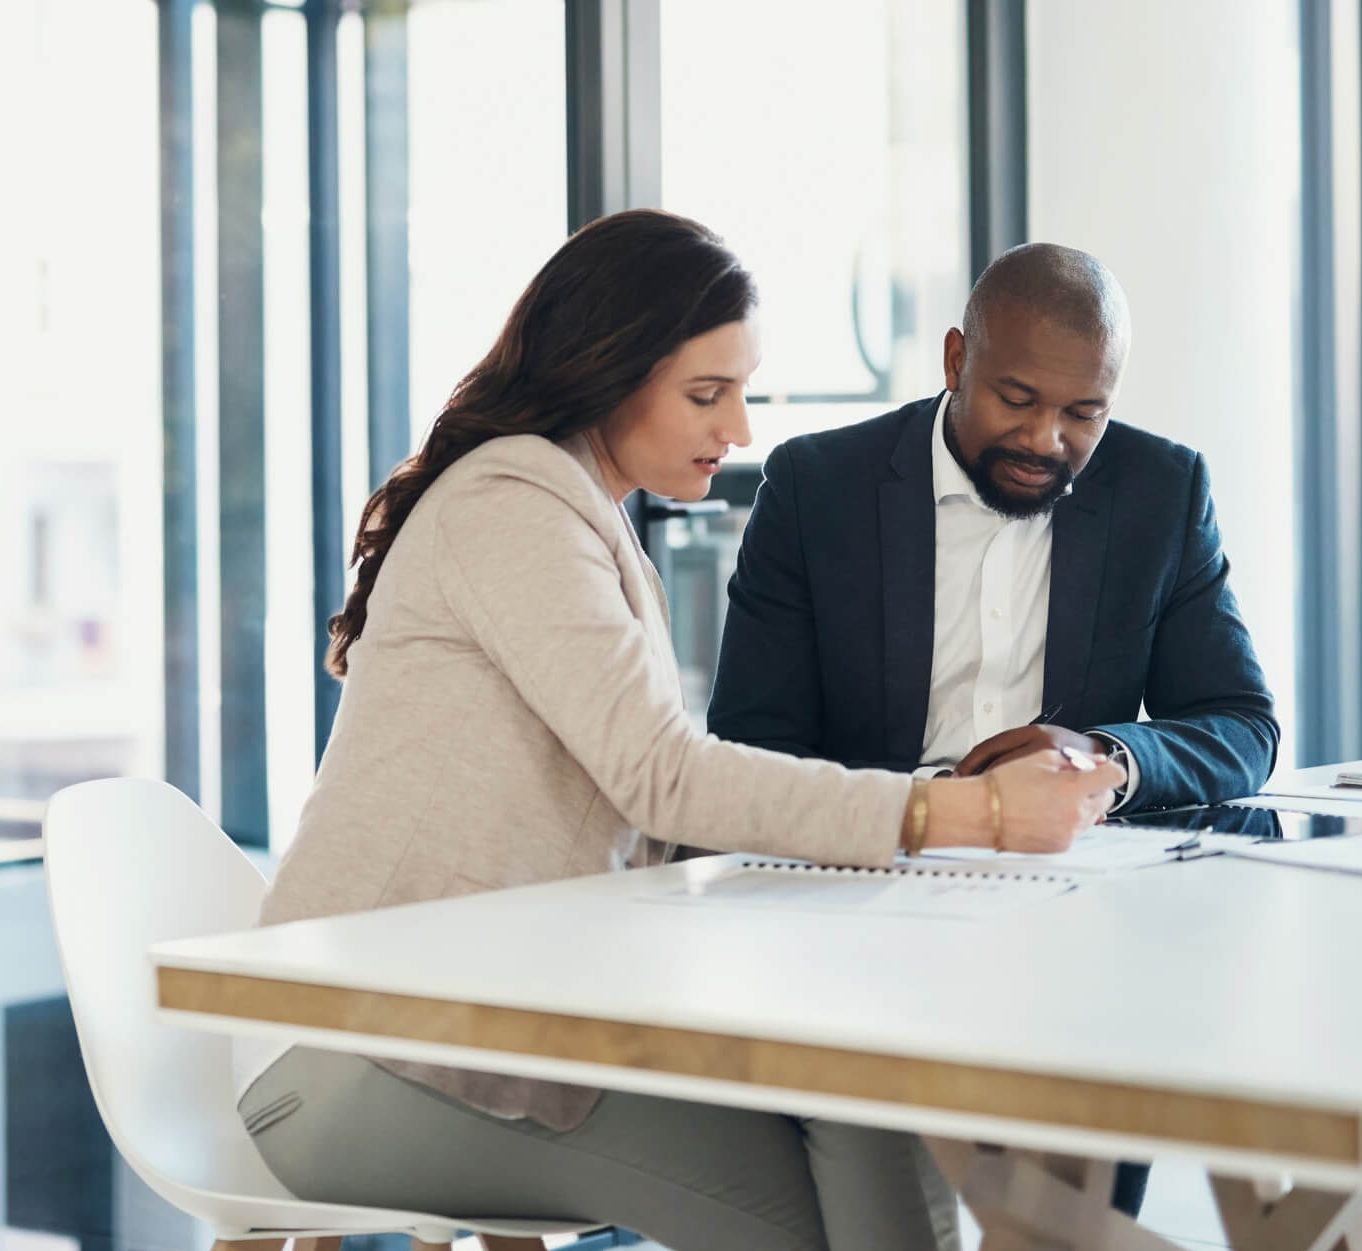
[{"xmin": 1088, "ymin": 731, "xmax": 1130, "ymax": 806}]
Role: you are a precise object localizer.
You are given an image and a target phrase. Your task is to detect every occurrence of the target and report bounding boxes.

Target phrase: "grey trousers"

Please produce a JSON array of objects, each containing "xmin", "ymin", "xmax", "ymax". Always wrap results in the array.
[{"xmin": 240, "ymin": 1047, "xmax": 960, "ymax": 1251}]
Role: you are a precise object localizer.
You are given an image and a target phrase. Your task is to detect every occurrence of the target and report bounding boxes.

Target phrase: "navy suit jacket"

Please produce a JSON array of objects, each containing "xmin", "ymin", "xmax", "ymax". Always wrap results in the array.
[{"xmin": 707, "ymin": 394, "xmax": 1279, "ymax": 810}]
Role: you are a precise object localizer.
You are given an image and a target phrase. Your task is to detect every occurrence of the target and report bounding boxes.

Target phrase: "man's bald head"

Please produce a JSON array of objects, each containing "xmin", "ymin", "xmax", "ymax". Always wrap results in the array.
[
  {"xmin": 962, "ymin": 242, "xmax": 1131, "ymax": 358},
  {"xmin": 942, "ymin": 243, "xmax": 1130, "ymax": 519}
]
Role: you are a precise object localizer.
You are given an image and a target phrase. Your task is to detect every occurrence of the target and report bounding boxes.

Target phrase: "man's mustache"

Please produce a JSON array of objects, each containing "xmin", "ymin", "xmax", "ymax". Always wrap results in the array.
[{"xmin": 980, "ymin": 448, "xmax": 1072, "ymax": 478}]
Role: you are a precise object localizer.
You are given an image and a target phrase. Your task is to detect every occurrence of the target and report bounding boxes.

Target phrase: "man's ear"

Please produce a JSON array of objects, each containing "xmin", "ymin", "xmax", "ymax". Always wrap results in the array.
[{"xmin": 943, "ymin": 327, "xmax": 966, "ymax": 391}]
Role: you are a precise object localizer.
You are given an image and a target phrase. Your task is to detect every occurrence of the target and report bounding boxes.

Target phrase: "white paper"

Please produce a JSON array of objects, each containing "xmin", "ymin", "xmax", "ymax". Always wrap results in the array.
[
  {"xmin": 1254, "ymin": 783, "xmax": 1362, "ymax": 804},
  {"xmin": 1225, "ymin": 834, "xmax": 1362, "ymax": 876},
  {"xmin": 1228, "ymin": 794, "xmax": 1362, "ymax": 818},
  {"xmin": 654, "ymin": 862, "xmax": 1077, "ymax": 919},
  {"xmin": 1256, "ymin": 760, "xmax": 1362, "ymax": 803},
  {"xmin": 920, "ymin": 824, "xmax": 1186, "ymax": 875}
]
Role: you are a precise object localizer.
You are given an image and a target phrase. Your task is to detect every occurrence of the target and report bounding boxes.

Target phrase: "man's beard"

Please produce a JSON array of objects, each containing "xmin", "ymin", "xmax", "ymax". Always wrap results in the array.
[{"xmin": 945, "ymin": 409, "xmax": 1074, "ymax": 520}]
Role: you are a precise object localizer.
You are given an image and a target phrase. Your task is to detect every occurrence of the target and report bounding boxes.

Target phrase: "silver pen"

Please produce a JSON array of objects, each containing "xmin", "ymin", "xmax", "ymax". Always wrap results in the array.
[{"xmin": 1060, "ymin": 744, "xmax": 1099, "ymax": 772}]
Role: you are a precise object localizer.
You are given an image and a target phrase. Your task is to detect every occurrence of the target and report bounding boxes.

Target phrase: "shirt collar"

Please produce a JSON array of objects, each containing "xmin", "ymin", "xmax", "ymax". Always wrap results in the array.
[{"xmin": 931, "ymin": 391, "xmax": 985, "ymax": 508}]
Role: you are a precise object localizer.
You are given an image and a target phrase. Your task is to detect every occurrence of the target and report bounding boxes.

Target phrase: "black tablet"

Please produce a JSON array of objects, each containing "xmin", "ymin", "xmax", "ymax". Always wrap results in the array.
[{"xmin": 1109, "ymin": 803, "xmax": 1362, "ymax": 840}]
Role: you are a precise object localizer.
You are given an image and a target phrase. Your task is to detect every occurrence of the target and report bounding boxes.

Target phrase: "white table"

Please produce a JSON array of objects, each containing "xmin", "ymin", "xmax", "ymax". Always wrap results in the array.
[
  {"xmin": 1243, "ymin": 759, "xmax": 1362, "ymax": 816},
  {"xmin": 154, "ymin": 852, "xmax": 1362, "ymax": 1251}
]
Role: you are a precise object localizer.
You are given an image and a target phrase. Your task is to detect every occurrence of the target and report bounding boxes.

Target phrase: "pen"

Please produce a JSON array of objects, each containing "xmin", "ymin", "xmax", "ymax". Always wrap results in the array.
[
  {"xmin": 1031, "ymin": 703, "xmax": 1063, "ymax": 726},
  {"xmin": 1059, "ymin": 744, "xmax": 1098, "ymax": 772},
  {"xmin": 1164, "ymin": 830, "xmax": 1222, "ymax": 861}
]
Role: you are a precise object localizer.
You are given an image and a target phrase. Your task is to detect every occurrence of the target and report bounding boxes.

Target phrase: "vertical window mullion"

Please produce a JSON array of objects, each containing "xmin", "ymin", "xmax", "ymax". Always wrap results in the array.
[
  {"xmin": 1298, "ymin": 0, "xmax": 1341, "ymax": 764},
  {"xmin": 565, "ymin": 0, "xmax": 660, "ymax": 231},
  {"xmin": 159, "ymin": 0, "xmax": 201, "ymax": 802},
  {"xmin": 966, "ymin": 0, "xmax": 1028, "ymax": 278},
  {"xmin": 217, "ymin": 0, "xmax": 269, "ymax": 844},
  {"xmin": 306, "ymin": 0, "xmax": 345, "ymax": 763},
  {"xmin": 364, "ymin": 4, "xmax": 411, "ymax": 488}
]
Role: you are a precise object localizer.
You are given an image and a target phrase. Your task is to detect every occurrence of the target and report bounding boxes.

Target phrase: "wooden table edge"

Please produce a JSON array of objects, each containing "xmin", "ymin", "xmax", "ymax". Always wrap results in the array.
[{"xmin": 158, "ymin": 965, "xmax": 1361, "ymax": 1167}]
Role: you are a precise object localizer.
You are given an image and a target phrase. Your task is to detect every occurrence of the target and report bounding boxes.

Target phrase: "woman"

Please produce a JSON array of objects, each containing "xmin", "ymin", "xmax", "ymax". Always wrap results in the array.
[{"xmin": 238, "ymin": 210, "xmax": 1122, "ymax": 1251}]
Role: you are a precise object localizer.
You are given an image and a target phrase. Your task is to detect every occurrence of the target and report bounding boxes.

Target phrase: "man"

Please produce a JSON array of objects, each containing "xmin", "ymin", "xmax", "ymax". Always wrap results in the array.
[
  {"xmin": 707, "ymin": 243, "xmax": 1279, "ymax": 1225},
  {"xmin": 709, "ymin": 242, "xmax": 1278, "ymax": 817}
]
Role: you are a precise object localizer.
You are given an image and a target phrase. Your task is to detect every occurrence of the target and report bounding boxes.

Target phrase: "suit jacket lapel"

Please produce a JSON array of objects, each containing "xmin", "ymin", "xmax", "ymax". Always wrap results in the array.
[
  {"xmin": 880, "ymin": 405, "xmax": 938, "ymax": 765},
  {"xmin": 1043, "ymin": 453, "xmax": 1113, "ymax": 720}
]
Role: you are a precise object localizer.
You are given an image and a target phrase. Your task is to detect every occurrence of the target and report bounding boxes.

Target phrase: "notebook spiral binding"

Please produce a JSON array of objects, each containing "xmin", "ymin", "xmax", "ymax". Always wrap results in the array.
[{"xmin": 738, "ymin": 859, "xmax": 1072, "ymax": 884}]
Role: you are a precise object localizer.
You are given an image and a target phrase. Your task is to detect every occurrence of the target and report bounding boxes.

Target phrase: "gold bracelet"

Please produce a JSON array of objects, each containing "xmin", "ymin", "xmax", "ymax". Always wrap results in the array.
[
  {"xmin": 985, "ymin": 773, "xmax": 1004, "ymax": 850},
  {"xmin": 907, "ymin": 783, "xmax": 931, "ymax": 857}
]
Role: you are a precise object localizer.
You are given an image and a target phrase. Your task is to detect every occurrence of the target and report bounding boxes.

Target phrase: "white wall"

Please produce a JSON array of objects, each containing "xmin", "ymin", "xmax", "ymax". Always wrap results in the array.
[{"xmin": 1028, "ymin": 0, "xmax": 1300, "ymax": 764}]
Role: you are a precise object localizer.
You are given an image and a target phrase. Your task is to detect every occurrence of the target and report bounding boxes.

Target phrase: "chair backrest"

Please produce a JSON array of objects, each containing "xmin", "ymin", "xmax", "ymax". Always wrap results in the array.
[{"xmin": 43, "ymin": 778, "xmax": 284, "ymax": 1197}]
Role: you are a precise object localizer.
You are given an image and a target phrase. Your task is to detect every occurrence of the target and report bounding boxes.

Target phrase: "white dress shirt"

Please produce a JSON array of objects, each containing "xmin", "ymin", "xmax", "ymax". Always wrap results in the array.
[
  {"xmin": 914, "ymin": 393, "xmax": 1139, "ymax": 804},
  {"xmin": 919, "ymin": 392, "xmax": 1052, "ymax": 768}
]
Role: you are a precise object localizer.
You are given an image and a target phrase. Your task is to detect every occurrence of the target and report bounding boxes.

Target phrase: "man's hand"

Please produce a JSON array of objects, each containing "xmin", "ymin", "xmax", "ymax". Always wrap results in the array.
[{"xmin": 954, "ymin": 725, "xmax": 1105, "ymax": 777}]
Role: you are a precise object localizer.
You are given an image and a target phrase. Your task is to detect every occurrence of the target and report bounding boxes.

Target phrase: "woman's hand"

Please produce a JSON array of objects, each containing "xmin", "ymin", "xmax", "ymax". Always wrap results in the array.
[
  {"xmin": 915, "ymin": 749, "xmax": 1126, "ymax": 854},
  {"xmin": 989, "ymin": 749, "xmax": 1126, "ymax": 853}
]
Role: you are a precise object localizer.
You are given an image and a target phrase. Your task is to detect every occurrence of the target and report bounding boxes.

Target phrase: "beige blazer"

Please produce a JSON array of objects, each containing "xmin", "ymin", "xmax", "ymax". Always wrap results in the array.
[{"xmin": 258, "ymin": 432, "xmax": 913, "ymax": 1129}]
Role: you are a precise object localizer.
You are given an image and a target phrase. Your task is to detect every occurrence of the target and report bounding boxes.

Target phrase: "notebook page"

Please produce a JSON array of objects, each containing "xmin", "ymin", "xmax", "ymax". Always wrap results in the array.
[
  {"xmin": 1225, "ymin": 833, "xmax": 1362, "ymax": 875},
  {"xmin": 651, "ymin": 860, "xmax": 1077, "ymax": 920},
  {"xmin": 920, "ymin": 824, "xmax": 1185, "ymax": 874}
]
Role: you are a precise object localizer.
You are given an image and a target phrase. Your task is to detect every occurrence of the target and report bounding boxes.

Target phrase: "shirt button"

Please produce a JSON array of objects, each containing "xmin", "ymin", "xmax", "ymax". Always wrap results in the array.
[
  {"xmin": 983, "ymin": 701, "xmax": 994, "ymax": 713},
  {"xmin": 990, "ymin": 607, "xmax": 1002, "ymax": 620}
]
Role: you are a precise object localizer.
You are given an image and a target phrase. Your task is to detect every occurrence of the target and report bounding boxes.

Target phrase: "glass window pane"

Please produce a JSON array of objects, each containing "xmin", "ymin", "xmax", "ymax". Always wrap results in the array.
[
  {"xmin": 0, "ymin": 0, "xmax": 162, "ymax": 832},
  {"xmin": 408, "ymin": 0, "xmax": 567, "ymax": 445},
  {"xmin": 660, "ymin": 0, "xmax": 969, "ymax": 457},
  {"xmin": 256, "ymin": 0, "xmax": 568, "ymax": 852},
  {"xmin": 1028, "ymin": 0, "xmax": 1301, "ymax": 762},
  {"xmin": 261, "ymin": 4, "xmax": 317, "ymax": 847}
]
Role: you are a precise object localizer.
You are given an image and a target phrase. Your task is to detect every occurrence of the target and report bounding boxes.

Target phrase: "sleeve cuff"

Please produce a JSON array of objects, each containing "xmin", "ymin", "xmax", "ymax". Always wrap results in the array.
[
  {"xmin": 1088, "ymin": 730, "xmax": 1141, "ymax": 810},
  {"xmin": 912, "ymin": 765, "xmax": 954, "ymax": 782}
]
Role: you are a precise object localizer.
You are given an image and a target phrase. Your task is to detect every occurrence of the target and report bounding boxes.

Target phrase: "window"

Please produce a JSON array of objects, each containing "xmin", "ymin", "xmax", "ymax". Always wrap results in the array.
[
  {"xmin": 660, "ymin": 0, "xmax": 971, "ymax": 461},
  {"xmin": 407, "ymin": 0, "xmax": 567, "ymax": 443},
  {"xmin": 1027, "ymin": 0, "xmax": 1302, "ymax": 761},
  {"xmin": 0, "ymin": 0, "xmax": 162, "ymax": 832}
]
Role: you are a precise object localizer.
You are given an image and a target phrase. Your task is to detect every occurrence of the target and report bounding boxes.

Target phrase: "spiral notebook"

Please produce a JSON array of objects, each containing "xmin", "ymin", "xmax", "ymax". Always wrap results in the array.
[{"xmin": 656, "ymin": 858, "xmax": 1079, "ymax": 920}]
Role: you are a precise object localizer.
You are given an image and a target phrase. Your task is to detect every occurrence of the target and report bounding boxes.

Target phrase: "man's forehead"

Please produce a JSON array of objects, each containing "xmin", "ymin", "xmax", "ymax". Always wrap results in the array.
[{"xmin": 976, "ymin": 309, "xmax": 1125, "ymax": 386}]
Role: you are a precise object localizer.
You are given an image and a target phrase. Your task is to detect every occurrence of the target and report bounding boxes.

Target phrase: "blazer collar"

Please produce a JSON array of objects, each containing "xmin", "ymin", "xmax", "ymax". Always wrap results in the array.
[
  {"xmin": 880, "ymin": 397, "xmax": 941, "ymax": 765},
  {"xmin": 1042, "ymin": 442, "xmax": 1114, "ymax": 715}
]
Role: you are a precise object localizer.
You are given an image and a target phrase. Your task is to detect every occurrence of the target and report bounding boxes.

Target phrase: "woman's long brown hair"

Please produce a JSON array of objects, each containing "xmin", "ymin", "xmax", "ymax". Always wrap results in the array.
[{"xmin": 326, "ymin": 209, "xmax": 756, "ymax": 677}]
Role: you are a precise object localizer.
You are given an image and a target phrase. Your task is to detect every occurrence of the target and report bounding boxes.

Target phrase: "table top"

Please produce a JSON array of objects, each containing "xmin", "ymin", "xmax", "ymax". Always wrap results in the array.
[{"xmin": 154, "ymin": 851, "xmax": 1362, "ymax": 1187}]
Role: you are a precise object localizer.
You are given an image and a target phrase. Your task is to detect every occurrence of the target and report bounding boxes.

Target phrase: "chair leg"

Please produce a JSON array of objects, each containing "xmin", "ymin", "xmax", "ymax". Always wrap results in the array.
[
  {"xmin": 212, "ymin": 1243, "xmax": 287, "ymax": 1251},
  {"xmin": 292, "ymin": 1239, "xmax": 344, "ymax": 1251}
]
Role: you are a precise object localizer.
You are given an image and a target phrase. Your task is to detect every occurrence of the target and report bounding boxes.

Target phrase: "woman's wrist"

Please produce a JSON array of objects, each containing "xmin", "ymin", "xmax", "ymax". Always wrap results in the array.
[
  {"xmin": 922, "ymin": 777, "xmax": 995, "ymax": 849},
  {"xmin": 902, "ymin": 783, "xmax": 931, "ymax": 856}
]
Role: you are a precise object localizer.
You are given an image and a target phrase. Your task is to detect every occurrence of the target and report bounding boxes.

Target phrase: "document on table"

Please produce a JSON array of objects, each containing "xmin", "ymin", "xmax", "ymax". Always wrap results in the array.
[
  {"xmin": 653, "ymin": 860, "xmax": 1078, "ymax": 920},
  {"xmin": 1228, "ymin": 794, "xmax": 1362, "ymax": 818},
  {"xmin": 1254, "ymin": 761, "xmax": 1362, "ymax": 804},
  {"xmin": 921, "ymin": 824, "xmax": 1191, "ymax": 874},
  {"xmin": 1224, "ymin": 833, "xmax": 1362, "ymax": 875}
]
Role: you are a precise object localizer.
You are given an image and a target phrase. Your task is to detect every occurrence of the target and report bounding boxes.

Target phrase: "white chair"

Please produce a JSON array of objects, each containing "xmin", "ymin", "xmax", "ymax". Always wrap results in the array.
[{"xmin": 43, "ymin": 777, "xmax": 600, "ymax": 1251}]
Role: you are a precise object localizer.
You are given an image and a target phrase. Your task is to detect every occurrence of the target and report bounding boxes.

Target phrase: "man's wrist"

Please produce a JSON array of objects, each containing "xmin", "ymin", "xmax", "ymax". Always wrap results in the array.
[{"xmin": 1087, "ymin": 730, "xmax": 1137, "ymax": 808}]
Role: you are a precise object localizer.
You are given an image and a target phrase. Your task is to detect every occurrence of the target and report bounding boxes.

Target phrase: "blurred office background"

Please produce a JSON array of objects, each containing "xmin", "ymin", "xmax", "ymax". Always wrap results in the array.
[{"xmin": 0, "ymin": 1, "xmax": 1355, "ymax": 1248}]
